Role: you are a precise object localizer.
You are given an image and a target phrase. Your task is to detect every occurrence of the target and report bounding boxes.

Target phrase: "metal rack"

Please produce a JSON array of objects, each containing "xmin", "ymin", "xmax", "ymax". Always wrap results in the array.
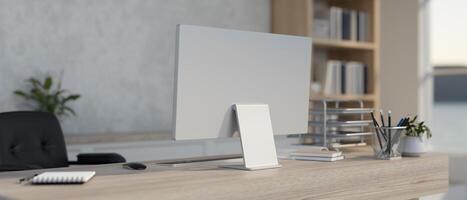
[{"xmin": 303, "ymin": 99, "xmax": 373, "ymax": 149}]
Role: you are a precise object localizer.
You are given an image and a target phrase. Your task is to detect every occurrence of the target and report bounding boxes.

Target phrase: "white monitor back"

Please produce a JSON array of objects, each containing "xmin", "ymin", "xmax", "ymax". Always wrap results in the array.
[{"xmin": 173, "ymin": 25, "xmax": 311, "ymax": 140}]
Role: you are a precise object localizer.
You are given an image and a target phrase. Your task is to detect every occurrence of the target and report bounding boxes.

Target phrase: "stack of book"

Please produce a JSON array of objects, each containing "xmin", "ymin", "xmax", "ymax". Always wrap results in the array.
[
  {"xmin": 313, "ymin": 4, "xmax": 369, "ymax": 42},
  {"xmin": 290, "ymin": 147, "xmax": 344, "ymax": 162},
  {"xmin": 323, "ymin": 60, "xmax": 368, "ymax": 95}
]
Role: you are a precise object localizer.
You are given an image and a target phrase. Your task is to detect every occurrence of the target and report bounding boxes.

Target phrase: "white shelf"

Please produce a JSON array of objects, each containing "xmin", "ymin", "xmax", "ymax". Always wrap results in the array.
[
  {"xmin": 308, "ymin": 132, "xmax": 373, "ymax": 139},
  {"xmin": 310, "ymin": 108, "xmax": 374, "ymax": 115},
  {"xmin": 331, "ymin": 142, "xmax": 368, "ymax": 148},
  {"xmin": 309, "ymin": 120, "xmax": 372, "ymax": 127}
]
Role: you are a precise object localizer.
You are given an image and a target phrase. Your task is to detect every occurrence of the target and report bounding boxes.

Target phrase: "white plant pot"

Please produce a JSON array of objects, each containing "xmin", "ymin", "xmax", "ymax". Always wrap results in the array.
[{"xmin": 401, "ymin": 136, "xmax": 427, "ymax": 157}]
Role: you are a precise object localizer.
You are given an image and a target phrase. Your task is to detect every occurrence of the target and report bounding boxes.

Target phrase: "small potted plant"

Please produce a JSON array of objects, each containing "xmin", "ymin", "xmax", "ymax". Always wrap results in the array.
[
  {"xmin": 14, "ymin": 74, "xmax": 81, "ymax": 118},
  {"xmin": 401, "ymin": 116, "xmax": 432, "ymax": 157}
]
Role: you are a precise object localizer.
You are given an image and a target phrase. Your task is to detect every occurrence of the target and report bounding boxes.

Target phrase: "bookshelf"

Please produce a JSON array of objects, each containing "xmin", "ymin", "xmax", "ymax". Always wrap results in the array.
[
  {"xmin": 272, "ymin": 0, "xmax": 380, "ymax": 142},
  {"xmin": 272, "ymin": 0, "xmax": 380, "ymax": 107}
]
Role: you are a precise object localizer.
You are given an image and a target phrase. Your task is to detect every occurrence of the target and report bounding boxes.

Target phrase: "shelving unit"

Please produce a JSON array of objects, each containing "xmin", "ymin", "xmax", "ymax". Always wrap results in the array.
[
  {"xmin": 272, "ymin": 0, "xmax": 380, "ymax": 139},
  {"xmin": 272, "ymin": 0, "xmax": 379, "ymax": 103},
  {"xmin": 306, "ymin": 99, "xmax": 373, "ymax": 148}
]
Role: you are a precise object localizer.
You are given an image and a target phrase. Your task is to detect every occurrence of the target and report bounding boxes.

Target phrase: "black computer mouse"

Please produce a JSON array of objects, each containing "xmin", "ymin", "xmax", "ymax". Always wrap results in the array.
[{"xmin": 123, "ymin": 162, "xmax": 147, "ymax": 170}]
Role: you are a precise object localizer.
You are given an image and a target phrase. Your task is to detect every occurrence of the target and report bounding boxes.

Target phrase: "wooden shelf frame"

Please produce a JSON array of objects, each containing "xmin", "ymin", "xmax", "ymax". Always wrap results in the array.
[
  {"xmin": 313, "ymin": 38, "xmax": 375, "ymax": 50},
  {"xmin": 272, "ymin": 0, "xmax": 380, "ymax": 108}
]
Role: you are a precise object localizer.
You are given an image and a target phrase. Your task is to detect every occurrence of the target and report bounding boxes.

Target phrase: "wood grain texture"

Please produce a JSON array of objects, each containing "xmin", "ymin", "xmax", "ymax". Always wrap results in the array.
[{"xmin": 0, "ymin": 147, "xmax": 448, "ymax": 200}]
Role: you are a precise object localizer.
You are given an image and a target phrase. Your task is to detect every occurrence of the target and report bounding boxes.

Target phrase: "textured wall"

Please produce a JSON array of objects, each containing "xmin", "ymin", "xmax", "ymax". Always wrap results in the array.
[{"xmin": 0, "ymin": 0, "xmax": 270, "ymax": 135}]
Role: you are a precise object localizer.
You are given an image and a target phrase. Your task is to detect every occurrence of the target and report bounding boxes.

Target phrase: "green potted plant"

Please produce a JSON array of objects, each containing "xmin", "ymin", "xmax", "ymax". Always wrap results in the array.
[
  {"xmin": 14, "ymin": 75, "xmax": 81, "ymax": 118},
  {"xmin": 401, "ymin": 116, "xmax": 432, "ymax": 157}
]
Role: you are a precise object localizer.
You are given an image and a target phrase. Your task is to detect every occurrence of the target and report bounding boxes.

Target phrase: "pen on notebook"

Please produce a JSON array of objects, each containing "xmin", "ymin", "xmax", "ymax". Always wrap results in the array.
[{"xmin": 18, "ymin": 173, "xmax": 38, "ymax": 184}]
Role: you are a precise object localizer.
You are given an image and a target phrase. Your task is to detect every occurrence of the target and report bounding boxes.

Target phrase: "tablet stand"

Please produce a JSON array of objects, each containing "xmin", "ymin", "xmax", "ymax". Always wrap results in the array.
[{"xmin": 222, "ymin": 104, "xmax": 281, "ymax": 170}]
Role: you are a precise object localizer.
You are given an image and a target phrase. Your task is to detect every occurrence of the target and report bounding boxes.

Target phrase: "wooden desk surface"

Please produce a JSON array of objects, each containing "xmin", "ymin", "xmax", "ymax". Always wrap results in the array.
[{"xmin": 0, "ymin": 147, "xmax": 448, "ymax": 200}]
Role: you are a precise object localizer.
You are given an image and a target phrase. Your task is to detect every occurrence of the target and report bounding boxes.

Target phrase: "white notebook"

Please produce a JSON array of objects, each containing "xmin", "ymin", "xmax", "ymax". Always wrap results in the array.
[
  {"xmin": 31, "ymin": 171, "xmax": 96, "ymax": 184},
  {"xmin": 292, "ymin": 155, "xmax": 345, "ymax": 162},
  {"xmin": 290, "ymin": 146, "xmax": 342, "ymax": 158}
]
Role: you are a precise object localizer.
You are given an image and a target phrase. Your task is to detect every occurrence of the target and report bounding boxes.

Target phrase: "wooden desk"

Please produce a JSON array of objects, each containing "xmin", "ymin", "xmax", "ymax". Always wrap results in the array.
[{"xmin": 0, "ymin": 147, "xmax": 448, "ymax": 200}]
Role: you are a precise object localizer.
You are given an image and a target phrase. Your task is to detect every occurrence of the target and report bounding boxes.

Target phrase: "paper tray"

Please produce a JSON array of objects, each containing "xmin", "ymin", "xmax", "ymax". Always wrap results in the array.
[
  {"xmin": 309, "ymin": 120, "xmax": 372, "ymax": 127},
  {"xmin": 309, "ymin": 108, "xmax": 374, "ymax": 115}
]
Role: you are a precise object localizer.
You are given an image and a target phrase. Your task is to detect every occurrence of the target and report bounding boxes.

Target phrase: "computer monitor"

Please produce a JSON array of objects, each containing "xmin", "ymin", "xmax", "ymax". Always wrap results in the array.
[{"xmin": 173, "ymin": 25, "xmax": 311, "ymax": 141}]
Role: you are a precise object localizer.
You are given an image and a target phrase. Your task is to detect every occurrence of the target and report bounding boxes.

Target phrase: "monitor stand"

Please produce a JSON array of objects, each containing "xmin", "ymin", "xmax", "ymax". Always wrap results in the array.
[{"xmin": 222, "ymin": 104, "xmax": 281, "ymax": 171}]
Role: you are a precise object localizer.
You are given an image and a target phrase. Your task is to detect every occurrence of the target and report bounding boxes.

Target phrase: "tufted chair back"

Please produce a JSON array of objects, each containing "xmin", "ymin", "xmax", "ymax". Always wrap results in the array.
[{"xmin": 0, "ymin": 111, "xmax": 69, "ymax": 171}]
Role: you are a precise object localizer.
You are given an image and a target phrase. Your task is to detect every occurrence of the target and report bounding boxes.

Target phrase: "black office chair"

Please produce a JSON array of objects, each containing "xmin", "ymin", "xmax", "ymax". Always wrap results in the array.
[{"xmin": 0, "ymin": 111, "xmax": 125, "ymax": 171}]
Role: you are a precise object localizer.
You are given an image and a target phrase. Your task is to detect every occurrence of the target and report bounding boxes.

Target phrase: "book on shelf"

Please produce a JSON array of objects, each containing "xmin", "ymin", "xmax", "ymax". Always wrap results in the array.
[
  {"xmin": 346, "ymin": 61, "xmax": 365, "ymax": 95},
  {"xmin": 312, "ymin": 49, "xmax": 328, "ymax": 94},
  {"xmin": 319, "ymin": 6, "xmax": 369, "ymax": 42},
  {"xmin": 330, "ymin": 7, "xmax": 342, "ymax": 40},
  {"xmin": 351, "ymin": 10, "xmax": 358, "ymax": 41},
  {"xmin": 313, "ymin": 18, "xmax": 330, "ymax": 38},
  {"xmin": 322, "ymin": 60, "xmax": 368, "ymax": 96},
  {"xmin": 312, "ymin": 0, "xmax": 330, "ymax": 38},
  {"xmin": 341, "ymin": 9, "xmax": 351, "ymax": 40},
  {"xmin": 357, "ymin": 11, "xmax": 369, "ymax": 42},
  {"xmin": 323, "ymin": 60, "xmax": 341, "ymax": 95}
]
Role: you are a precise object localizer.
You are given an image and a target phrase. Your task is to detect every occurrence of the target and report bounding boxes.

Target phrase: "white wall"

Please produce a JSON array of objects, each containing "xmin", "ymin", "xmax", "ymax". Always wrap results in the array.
[
  {"xmin": 380, "ymin": 0, "xmax": 422, "ymax": 120},
  {"xmin": 0, "ymin": 0, "xmax": 270, "ymax": 135}
]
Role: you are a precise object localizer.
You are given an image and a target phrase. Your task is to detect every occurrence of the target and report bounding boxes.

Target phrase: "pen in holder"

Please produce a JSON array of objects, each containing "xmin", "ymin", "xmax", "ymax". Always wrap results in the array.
[{"xmin": 372, "ymin": 126, "xmax": 406, "ymax": 160}]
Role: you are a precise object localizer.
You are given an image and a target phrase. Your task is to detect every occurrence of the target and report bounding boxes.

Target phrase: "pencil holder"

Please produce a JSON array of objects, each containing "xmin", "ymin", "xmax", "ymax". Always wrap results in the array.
[{"xmin": 371, "ymin": 126, "xmax": 406, "ymax": 160}]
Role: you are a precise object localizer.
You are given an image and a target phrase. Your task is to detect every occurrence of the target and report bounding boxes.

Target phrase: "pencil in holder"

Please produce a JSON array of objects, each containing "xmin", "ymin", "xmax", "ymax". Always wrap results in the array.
[{"xmin": 372, "ymin": 126, "xmax": 406, "ymax": 160}]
